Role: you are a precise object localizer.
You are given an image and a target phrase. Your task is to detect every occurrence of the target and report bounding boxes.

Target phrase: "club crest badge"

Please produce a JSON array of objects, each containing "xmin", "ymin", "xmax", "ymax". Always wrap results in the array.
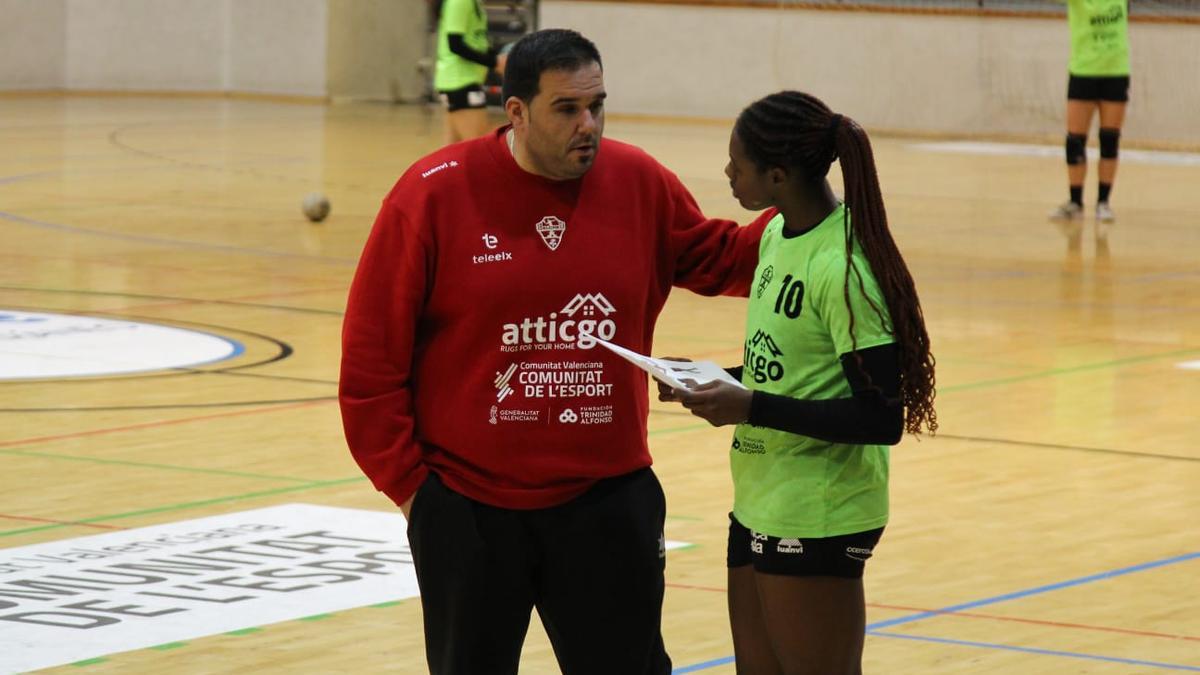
[{"xmin": 535, "ymin": 216, "xmax": 566, "ymax": 251}]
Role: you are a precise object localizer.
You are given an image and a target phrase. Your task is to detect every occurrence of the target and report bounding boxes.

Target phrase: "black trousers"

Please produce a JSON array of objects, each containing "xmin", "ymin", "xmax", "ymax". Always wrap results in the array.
[{"xmin": 406, "ymin": 468, "xmax": 672, "ymax": 675}]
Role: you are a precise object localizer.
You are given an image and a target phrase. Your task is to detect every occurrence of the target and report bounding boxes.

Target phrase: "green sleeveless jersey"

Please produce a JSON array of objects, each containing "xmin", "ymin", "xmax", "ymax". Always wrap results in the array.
[
  {"xmin": 435, "ymin": 0, "xmax": 490, "ymax": 91},
  {"xmin": 731, "ymin": 206, "xmax": 894, "ymax": 538},
  {"xmin": 1067, "ymin": 0, "xmax": 1130, "ymax": 76}
]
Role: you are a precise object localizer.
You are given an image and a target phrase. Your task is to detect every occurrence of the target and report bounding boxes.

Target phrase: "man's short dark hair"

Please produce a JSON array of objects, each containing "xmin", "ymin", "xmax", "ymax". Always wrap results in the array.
[{"xmin": 501, "ymin": 29, "xmax": 602, "ymax": 103}]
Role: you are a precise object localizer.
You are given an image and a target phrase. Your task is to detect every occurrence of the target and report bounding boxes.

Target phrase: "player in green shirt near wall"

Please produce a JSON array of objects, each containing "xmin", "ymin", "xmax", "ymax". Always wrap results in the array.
[
  {"xmin": 433, "ymin": 0, "xmax": 506, "ymax": 143},
  {"xmin": 660, "ymin": 91, "xmax": 937, "ymax": 674},
  {"xmin": 1050, "ymin": 0, "xmax": 1131, "ymax": 233}
]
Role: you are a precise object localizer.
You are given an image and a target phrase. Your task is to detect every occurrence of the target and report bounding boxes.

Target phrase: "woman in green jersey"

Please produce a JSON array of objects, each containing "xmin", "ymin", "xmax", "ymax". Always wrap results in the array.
[
  {"xmin": 1050, "ymin": 0, "xmax": 1131, "ymax": 231},
  {"xmin": 661, "ymin": 90, "xmax": 937, "ymax": 674},
  {"xmin": 432, "ymin": 0, "xmax": 506, "ymax": 143}
]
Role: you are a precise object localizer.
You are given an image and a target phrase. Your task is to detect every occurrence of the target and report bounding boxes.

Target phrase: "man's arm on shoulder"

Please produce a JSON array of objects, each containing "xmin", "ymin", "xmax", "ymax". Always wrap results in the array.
[
  {"xmin": 339, "ymin": 199, "xmax": 431, "ymax": 508},
  {"xmin": 665, "ymin": 171, "xmax": 768, "ymax": 297}
]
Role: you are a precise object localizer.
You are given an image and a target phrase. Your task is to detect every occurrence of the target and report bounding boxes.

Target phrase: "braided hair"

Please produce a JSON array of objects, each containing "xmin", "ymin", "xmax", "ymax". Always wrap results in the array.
[{"xmin": 735, "ymin": 91, "xmax": 937, "ymax": 436}]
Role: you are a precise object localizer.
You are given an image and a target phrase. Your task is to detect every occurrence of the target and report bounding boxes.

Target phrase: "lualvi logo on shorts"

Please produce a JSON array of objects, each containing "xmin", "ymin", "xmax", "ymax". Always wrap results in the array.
[{"xmin": 500, "ymin": 293, "xmax": 617, "ymax": 352}]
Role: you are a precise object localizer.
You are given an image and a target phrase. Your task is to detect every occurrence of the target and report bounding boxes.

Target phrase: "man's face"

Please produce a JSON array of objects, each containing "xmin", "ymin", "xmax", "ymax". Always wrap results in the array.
[{"xmin": 510, "ymin": 62, "xmax": 606, "ymax": 180}]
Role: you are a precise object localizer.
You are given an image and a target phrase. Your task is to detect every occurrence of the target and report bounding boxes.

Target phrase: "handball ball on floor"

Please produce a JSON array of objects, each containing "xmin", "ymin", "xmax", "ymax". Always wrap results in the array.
[{"xmin": 302, "ymin": 193, "xmax": 331, "ymax": 222}]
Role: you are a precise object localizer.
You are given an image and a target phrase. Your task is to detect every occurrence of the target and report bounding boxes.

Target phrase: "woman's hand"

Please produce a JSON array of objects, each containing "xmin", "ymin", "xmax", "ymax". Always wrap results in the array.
[
  {"xmin": 654, "ymin": 357, "xmax": 691, "ymax": 402},
  {"xmin": 676, "ymin": 380, "xmax": 753, "ymax": 427}
]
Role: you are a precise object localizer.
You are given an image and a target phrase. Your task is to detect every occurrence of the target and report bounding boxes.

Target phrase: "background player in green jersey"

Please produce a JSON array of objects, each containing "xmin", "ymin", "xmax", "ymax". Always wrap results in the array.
[
  {"xmin": 660, "ymin": 91, "xmax": 937, "ymax": 674},
  {"xmin": 433, "ymin": 0, "xmax": 507, "ymax": 143},
  {"xmin": 1050, "ymin": 0, "xmax": 1131, "ymax": 231}
]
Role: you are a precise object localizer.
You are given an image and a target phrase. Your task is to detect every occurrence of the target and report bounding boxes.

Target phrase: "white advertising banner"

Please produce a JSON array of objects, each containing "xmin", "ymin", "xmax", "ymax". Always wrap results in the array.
[{"xmin": 0, "ymin": 503, "xmax": 689, "ymax": 672}]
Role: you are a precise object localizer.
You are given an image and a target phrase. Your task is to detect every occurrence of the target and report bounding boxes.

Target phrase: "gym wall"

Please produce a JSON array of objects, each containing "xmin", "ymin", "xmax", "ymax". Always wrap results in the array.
[
  {"xmin": 0, "ymin": 0, "xmax": 429, "ymax": 102},
  {"xmin": 541, "ymin": 0, "xmax": 1200, "ymax": 147}
]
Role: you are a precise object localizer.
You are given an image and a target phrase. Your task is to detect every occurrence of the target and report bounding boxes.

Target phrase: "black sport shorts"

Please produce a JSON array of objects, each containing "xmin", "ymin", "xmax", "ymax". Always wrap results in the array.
[
  {"xmin": 1068, "ymin": 75, "xmax": 1130, "ymax": 103},
  {"xmin": 439, "ymin": 83, "xmax": 487, "ymax": 112},
  {"xmin": 727, "ymin": 513, "xmax": 884, "ymax": 579}
]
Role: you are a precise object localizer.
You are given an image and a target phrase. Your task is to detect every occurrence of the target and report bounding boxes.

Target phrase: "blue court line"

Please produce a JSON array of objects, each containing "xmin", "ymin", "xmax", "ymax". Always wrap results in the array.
[
  {"xmin": 672, "ymin": 656, "xmax": 734, "ymax": 674},
  {"xmin": 867, "ymin": 551, "xmax": 1200, "ymax": 630},
  {"xmin": 671, "ymin": 550, "xmax": 1200, "ymax": 674},
  {"xmin": 0, "ymin": 170, "xmax": 62, "ymax": 186},
  {"xmin": 868, "ymin": 631, "xmax": 1200, "ymax": 672},
  {"xmin": 0, "ymin": 209, "xmax": 356, "ymax": 264}
]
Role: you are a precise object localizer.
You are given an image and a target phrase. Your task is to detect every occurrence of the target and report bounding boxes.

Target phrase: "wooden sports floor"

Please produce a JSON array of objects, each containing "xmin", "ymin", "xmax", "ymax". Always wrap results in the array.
[{"xmin": 1, "ymin": 96, "xmax": 1197, "ymax": 673}]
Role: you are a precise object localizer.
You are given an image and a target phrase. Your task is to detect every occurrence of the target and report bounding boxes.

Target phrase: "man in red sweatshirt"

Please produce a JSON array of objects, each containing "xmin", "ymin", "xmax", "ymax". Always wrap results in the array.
[{"xmin": 340, "ymin": 29, "xmax": 764, "ymax": 675}]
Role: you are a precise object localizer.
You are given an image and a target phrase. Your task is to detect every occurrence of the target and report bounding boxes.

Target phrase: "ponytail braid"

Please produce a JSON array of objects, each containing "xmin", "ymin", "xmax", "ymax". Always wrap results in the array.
[{"xmin": 736, "ymin": 91, "xmax": 937, "ymax": 435}]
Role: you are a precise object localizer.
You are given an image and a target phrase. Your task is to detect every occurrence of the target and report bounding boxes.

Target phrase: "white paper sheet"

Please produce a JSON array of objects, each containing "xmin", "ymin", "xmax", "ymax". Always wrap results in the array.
[{"xmin": 595, "ymin": 338, "xmax": 746, "ymax": 390}]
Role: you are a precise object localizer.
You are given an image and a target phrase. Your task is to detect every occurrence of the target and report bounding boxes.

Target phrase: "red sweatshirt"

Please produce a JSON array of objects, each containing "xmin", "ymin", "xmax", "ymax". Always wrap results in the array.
[{"xmin": 340, "ymin": 127, "xmax": 765, "ymax": 510}]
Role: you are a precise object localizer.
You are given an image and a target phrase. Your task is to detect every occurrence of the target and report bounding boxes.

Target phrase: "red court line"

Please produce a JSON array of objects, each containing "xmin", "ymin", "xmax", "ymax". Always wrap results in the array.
[
  {"xmin": 665, "ymin": 582, "xmax": 727, "ymax": 593},
  {"xmin": 0, "ymin": 399, "xmax": 333, "ymax": 449},
  {"xmin": 0, "ymin": 514, "xmax": 124, "ymax": 530},
  {"xmin": 869, "ymin": 601, "xmax": 1200, "ymax": 643},
  {"xmin": 665, "ymin": 584, "xmax": 1200, "ymax": 642}
]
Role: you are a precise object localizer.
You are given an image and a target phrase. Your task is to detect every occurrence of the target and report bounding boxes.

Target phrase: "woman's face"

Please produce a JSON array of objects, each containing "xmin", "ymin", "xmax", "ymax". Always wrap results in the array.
[{"xmin": 725, "ymin": 130, "xmax": 774, "ymax": 211}]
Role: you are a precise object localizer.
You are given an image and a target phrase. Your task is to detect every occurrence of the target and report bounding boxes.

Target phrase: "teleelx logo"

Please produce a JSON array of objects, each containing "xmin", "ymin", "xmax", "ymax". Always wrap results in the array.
[
  {"xmin": 473, "ymin": 233, "xmax": 513, "ymax": 265},
  {"xmin": 500, "ymin": 293, "xmax": 617, "ymax": 352}
]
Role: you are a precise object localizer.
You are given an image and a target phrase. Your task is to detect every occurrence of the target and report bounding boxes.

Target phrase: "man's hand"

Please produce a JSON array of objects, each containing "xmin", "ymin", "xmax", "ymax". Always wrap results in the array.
[
  {"xmin": 676, "ymin": 380, "xmax": 753, "ymax": 427},
  {"xmin": 400, "ymin": 496, "xmax": 414, "ymax": 520}
]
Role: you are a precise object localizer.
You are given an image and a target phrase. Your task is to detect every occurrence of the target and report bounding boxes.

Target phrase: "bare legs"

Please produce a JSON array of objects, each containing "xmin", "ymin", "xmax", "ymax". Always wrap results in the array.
[
  {"xmin": 444, "ymin": 107, "xmax": 489, "ymax": 144},
  {"xmin": 729, "ymin": 566, "xmax": 867, "ymax": 675}
]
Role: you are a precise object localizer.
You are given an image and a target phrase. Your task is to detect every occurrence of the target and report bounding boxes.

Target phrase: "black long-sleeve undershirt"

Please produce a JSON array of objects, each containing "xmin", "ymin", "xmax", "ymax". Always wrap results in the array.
[
  {"xmin": 729, "ymin": 343, "xmax": 904, "ymax": 445},
  {"xmin": 447, "ymin": 34, "xmax": 497, "ymax": 69}
]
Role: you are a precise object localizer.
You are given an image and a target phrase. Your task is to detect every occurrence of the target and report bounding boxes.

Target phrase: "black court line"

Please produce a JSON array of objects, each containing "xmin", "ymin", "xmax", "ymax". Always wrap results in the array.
[
  {"xmin": 935, "ymin": 433, "xmax": 1200, "ymax": 464},
  {"xmin": 0, "ymin": 285, "xmax": 344, "ymax": 316},
  {"xmin": 107, "ymin": 122, "xmax": 376, "ymax": 193},
  {"xmin": 186, "ymin": 370, "xmax": 336, "ymax": 386},
  {"xmin": 0, "ymin": 396, "xmax": 337, "ymax": 412},
  {"xmin": 645, "ymin": 416, "xmax": 1199, "ymax": 465},
  {"xmin": 0, "ymin": 209, "xmax": 358, "ymax": 264}
]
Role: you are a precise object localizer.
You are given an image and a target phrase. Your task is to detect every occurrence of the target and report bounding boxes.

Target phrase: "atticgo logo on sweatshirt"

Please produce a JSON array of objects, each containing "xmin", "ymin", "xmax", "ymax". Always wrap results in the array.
[{"xmin": 500, "ymin": 293, "xmax": 616, "ymax": 352}]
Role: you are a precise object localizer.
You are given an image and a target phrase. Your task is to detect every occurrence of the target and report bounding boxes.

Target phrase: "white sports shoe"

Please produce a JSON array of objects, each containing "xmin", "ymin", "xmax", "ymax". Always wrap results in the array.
[
  {"xmin": 1049, "ymin": 201, "xmax": 1083, "ymax": 221},
  {"xmin": 1096, "ymin": 202, "xmax": 1116, "ymax": 223}
]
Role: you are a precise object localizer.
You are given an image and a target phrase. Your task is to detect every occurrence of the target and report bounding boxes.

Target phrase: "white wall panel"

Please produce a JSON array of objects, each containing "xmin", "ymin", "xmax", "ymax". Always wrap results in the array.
[
  {"xmin": 0, "ymin": 0, "xmax": 66, "ymax": 90},
  {"xmin": 541, "ymin": 1, "xmax": 1200, "ymax": 146},
  {"xmin": 229, "ymin": 0, "xmax": 327, "ymax": 96},
  {"xmin": 65, "ymin": 0, "xmax": 226, "ymax": 91},
  {"xmin": 327, "ymin": 0, "xmax": 428, "ymax": 102}
]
